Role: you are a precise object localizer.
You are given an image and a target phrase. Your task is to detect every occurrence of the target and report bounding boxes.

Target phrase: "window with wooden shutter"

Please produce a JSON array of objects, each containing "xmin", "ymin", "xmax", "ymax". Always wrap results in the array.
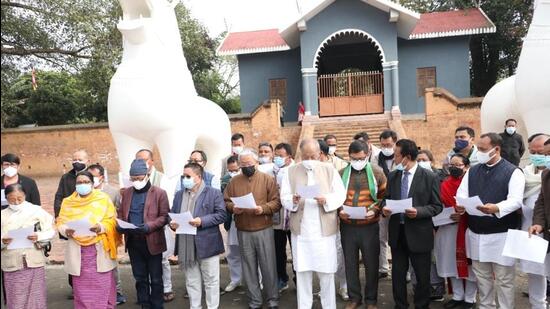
[
  {"xmin": 416, "ymin": 67, "xmax": 436, "ymax": 97},
  {"xmin": 269, "ymin": 79, "xmax": 287, "ymax": 106}
]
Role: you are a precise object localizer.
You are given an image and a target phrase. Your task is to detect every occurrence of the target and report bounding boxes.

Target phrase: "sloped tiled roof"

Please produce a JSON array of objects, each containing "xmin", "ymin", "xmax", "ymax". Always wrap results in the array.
[
  {"xmin": 409, "ymin": 8, "xmax": 495, "ymax": 39},
  {"xmin": 217, "ymin": 29, "xmax": 290, "ymax": 56}
]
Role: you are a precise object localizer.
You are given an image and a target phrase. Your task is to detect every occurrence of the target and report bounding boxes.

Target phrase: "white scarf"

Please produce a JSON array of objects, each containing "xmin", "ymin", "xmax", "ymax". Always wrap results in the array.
[
  {"xmin": 3, "ymin": 201, "xmax": 42, "ymax": 231},
  {"xmin": 524, "ymin": 164, "xmax": 543, "ymax": 199}
]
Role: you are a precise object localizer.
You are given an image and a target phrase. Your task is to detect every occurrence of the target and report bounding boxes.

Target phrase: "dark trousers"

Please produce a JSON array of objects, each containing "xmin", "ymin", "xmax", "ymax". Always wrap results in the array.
[
  {"xmin": 274, "ymin": 229, "xmax": 294, "ymax": 284},
  {"xmin": 391, "ymin": 225, "xmax": 431, "ymax": 309},
  {"xmin": 341, "ymin": 222, "xmax": 380, "ymax": 305},
  {"xmin": 128, "ymin": 237, "xmax": 164, "ymax": 309}
]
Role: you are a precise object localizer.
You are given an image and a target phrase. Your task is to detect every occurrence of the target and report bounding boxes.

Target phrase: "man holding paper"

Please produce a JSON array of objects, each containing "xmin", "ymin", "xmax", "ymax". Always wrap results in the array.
[
  {"xmin": 455, "ymin": 132, "xmax": 525, "ymax": 309},
  {"xmin": 337, "ymin": 140, "xmax": 386, "ymax": 309},
  {"xmin": 381, "ymin": 139, "xmax": 442, "ymax": 309},
  {"xmin": 169, "ymin": 162, "xmax": 227, "ymax": 309},
  {"xmin": 280, "ymin": 139, "xmax": 346, "ymax": 309},
  {"xmin": 224, "ymin": 149, "xmax": 281, "ymax": 309}
]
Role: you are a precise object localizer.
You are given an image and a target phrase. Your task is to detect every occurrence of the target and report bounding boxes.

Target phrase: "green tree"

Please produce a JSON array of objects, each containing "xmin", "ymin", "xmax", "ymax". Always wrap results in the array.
[{"xmin": 400, "ymin": 0, "xmax": 533, "ymax": 96}]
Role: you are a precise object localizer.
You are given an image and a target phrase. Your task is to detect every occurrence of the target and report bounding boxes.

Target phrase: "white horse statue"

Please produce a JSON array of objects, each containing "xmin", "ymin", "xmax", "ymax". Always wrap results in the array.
[
  {"xmin": 481, "ymin": 0, "xmax": 550, "ymax": 140},
  {"xmin": 108, "ymin": 0, "xmax": 232, "ymax": 194}
]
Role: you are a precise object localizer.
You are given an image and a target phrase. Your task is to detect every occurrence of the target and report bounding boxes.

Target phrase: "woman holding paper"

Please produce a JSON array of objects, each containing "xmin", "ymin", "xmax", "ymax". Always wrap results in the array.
[
  {"xmin": 57, "ymin": 171, "xmax": 120, "ymax": 309},
  {"xmin": 1, "ymin": 183, "xmax": 54, "ymax": 309},
  {"xmin": 435, "ymin": 154, "xmax": 477, "ymax": 309}
]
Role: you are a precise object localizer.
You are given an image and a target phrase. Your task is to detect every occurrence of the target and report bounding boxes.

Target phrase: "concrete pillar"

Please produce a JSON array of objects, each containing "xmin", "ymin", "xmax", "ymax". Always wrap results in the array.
[
  {"xmin": 382, "ymin": 61, "xmax": 401, "ymax": 118},
  {"xmin": 301, "ymin": 67, "xmax": 318, "ymax": 116}
]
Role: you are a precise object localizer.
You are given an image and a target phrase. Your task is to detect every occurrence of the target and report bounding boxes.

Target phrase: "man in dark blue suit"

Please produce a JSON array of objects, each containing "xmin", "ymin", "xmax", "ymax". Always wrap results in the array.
[{"xmin": 382, "ymin": 139, "xmax": 443, "ymax": 309}]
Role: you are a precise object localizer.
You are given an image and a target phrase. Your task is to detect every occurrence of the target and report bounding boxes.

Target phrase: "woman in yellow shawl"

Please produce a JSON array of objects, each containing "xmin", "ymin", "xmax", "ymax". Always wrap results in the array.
[{"xmin": 56, "ymin": 170, "xmax": 120, "ymax": 309}]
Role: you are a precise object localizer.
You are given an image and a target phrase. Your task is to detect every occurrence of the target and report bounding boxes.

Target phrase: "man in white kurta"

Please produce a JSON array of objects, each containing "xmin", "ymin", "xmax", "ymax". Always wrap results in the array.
[
  {"xmin": 520, "ymin": 134, "xmax": 550, "ymax": 309},
  {"xmin": 456, "ymin": 133, "xmax": 525, "ymax": 309},
  {"xmin": 281, "ymin": 139, "xmax": 346, "ymax": 309}
]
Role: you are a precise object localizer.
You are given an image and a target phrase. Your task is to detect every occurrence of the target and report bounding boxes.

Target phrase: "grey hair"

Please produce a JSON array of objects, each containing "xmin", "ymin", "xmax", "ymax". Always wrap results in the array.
[
  {"xmin": 299, "ymin": 138, "xmax": 320, "ymax": 152},
  {"xmin": 238, "ymin": 148, "xmax": 259, "ymax": 162}
]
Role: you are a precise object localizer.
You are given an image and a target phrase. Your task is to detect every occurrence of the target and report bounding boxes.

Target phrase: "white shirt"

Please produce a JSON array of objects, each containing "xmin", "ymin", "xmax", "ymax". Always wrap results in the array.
[
  {"xmin": 456, "ymin": 159, "xmax": 525, "ymax": 266},
  {"xmin": 401, "ymin": 162, "xmax": 418, "ymax": 197}
]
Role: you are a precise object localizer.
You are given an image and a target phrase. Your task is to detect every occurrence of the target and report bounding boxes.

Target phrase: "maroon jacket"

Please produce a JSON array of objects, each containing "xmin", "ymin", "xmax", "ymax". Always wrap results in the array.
[{"xmin": 119, "ymin": 185, "xmax": 169, "ymax": 256}]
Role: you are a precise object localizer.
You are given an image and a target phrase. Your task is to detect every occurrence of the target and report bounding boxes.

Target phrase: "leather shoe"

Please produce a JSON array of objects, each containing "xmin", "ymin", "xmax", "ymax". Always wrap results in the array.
[
  {"xmin": 443, "ymin": 299, "xmax": 463, "ymax": 308},
  {"xmin": 345, "ymin": 302, "xmax": 361, "ymax": 309},
  {"xmin": 367, "ymin": 305, "xmax": 378, "ymax": 309}
]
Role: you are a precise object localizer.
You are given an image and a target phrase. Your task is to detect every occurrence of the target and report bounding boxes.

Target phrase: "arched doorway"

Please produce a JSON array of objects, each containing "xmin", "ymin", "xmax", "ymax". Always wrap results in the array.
[{"xmin": 314, "ymin": 30, "xmax": 385, "ymax": 116}]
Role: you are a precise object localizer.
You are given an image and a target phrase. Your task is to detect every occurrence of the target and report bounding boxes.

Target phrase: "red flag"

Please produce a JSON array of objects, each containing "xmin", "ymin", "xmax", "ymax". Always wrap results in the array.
[{"xmin": 31, "ymin": 68, "xmax": 38, "ymax": 91}]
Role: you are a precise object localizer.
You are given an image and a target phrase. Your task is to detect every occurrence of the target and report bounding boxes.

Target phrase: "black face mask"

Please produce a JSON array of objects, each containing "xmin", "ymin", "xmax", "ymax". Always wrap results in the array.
[
  {"xmin": 72, "ymin": 162, "xmax": 86, "ymax": 172},
  {"xmin": 449, "ymin": 166, "xmax": 464, "ymax": 178},
  {"xmin": 241, "ymin": 166, "xmax": 256, "ymax": 177}
]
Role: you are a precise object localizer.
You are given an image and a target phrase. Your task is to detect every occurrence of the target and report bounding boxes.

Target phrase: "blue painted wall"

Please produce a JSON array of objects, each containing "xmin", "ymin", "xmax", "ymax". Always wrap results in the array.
[
  {"xmin": 398, "ymin": 37, "xmax": 471, "ymax": 114},
  {"xmin": 237, "ymin": 48, "xmax": 302, "ymax": 122},
  {"xmin": 300, "ymin": 0, "xmax": 398, "ymax": 69}
]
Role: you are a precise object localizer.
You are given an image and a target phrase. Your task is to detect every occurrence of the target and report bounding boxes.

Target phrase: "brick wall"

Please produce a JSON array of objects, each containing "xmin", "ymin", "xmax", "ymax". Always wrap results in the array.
[
  {"xmin": 1, "ymin": 101, "xmax": 301, "ymax": 177},
  {"xmin": 402, "ymin": 87, "xmax": 482, "ymax": 166}
]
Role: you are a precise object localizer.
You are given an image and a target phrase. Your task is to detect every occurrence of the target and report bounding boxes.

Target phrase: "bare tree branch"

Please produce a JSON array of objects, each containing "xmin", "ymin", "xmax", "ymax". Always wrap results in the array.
[
  {"xmin": 0, "ymin": 1, "xmax": 46, "ymax": 14},
  {"xmin": 1, "ymin": 45, "xmax": 92, "ymax": 58}
]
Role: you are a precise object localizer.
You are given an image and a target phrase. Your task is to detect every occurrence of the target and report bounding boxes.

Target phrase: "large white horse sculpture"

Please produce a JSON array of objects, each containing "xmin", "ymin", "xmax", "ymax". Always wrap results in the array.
[
  {"xmin": 108, "ymin": 0, "xmax": 232, "ymax": 194},
  {"xmin": 481, "ymin": 0, "xmax": 550, "ymax": 140}
]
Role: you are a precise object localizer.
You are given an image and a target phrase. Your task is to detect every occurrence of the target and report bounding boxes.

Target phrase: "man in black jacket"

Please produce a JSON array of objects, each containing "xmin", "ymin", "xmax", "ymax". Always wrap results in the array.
[
  {"xmin": 499, "ymin": 118, "xmax": 525, "ymax": 166},
  {"xmin": 1, "ymin": 153, "xmax": 41, "ymax": 208},
  {"xmin": 54, "ymin": 149, "xmax": 89, "ymax": 217},
  {"xmin": 382, "ymin": 139, "xmax": 443, "ymax": 309}
]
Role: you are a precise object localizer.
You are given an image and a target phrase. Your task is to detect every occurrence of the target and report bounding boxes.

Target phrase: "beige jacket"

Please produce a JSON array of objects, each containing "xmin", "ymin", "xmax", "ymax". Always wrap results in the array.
[
  {"xmin": 1, "ymin": 203, "xmax": 55, "ymax": 272},
  {"xmin": 58, "ymin": 224, "xmax": 117, "ymax": 276}
]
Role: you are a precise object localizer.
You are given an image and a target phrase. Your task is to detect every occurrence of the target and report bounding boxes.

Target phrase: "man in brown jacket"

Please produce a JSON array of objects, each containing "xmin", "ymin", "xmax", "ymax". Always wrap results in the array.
[
  {"xmin": 117, "ymin": 159, "xmax": 170, "ymax": 309},
  {"xmin": 529, "ymin": 138, "xmax": 550, "ymax": 241},
  {"xmin": 224, "ymin": 149, "xmax": 281, "ymax": 309}
]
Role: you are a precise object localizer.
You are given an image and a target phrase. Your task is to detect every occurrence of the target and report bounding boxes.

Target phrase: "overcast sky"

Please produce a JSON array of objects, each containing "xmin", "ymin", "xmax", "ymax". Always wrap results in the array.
[{"xmin": 181, "ymin": 0, "xmax": 323, "ymax": 36}]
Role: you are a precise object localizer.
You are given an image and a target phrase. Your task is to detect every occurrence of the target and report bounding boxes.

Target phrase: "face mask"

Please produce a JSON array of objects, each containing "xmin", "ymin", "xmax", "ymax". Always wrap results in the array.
[
  {"xmin": 228, "ymin": 171, "xmax": 240, "ymax": 178},
  {"xmin": 232, "ymin": 146, "xmax": 243, "ymax": 155},
  {"xmin": 8, "ymin": 203, "xmax": 24, "ymax": 212},
  {"xmin": 132, "ymin": 177, "xmax": 148, "ymax": 190},
  {"xmin": 3, "ymin": 166, "xmax": 17, "ymax": 178},
  {"xmin": 476, "ymin": 148, "xmax": 496, "ymax": 164},
  {"xmin": 182, "ymin": 177, "xmax": 195, "ymax": 189},
  {"xmin": 381, "ymin": 148, "xmax": 394, "ymax": 157},
  {"xmin": 241, "ymin": 166, "xmax": 256, "ymax": 177},
  {"xmin": 454, "ymin": 139, "xmax": 469, "ymax": 151},
  {"xmin": 328, "ymin": 146, "xmax": 337, "ymax": 155},
  {"xmin": 530, "ymin": 154, "xmax": 548, "ymax": 167},
  {"xmin": 273, "ymin": 156, "xmax": 286, "ymax": 168},
  {"xmin": 449, "ymin": 166, "xmax": 464, "ymax": 178},
  {"xmin": 259, "ymin": 156, "xmax": 271, "ymax": 164},
  {"xmin": 351, "ymin": 159, "xmax": 367, "ymax": 171},
  {"xmin": 418, "ymin": 161, "xmax": 432, "ymax": 170},
  {"xmin": 506, "ymin": 127, "xmax": 516, "ymax": 135},
  {"xmin": 395, "ymin": 158, "xmax": 407, "ymax": 171},
  {"xmin": 302, "ymin": 160, "xmax": 317, "ymax": 170},
  {"xmin": 76, "ymin": 183, "xmax": 92, "ymax": 196},
  {"xmin": 72, "ymin": 161, "xmax": 86, "ymax": 172},
  {"xmin": 93, "ymin": 177, "xmax": 102, "ymax": 188}
]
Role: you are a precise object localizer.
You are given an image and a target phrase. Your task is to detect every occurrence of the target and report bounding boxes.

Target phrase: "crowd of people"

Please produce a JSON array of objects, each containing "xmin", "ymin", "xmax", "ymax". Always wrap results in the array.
[{"xmin": 1, "ymin": 118, "xmax": 549, "ymax": 309}]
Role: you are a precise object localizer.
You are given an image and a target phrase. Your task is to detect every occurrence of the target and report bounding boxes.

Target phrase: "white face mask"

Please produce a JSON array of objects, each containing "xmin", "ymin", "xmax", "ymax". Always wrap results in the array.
[
  {"xmin": 3, "ymin": 166, "xmax": 18, "ymax": 178},
  {"xmin": 381, "ymin": 148, "xmax": 394, "ymax": 157},
  {"xmin": 228, "ymin": 171, "xmax": 240, "ymax": 178},
  {"xmin": 477, "ymin": 147, "xmax": 496, "ymax": 164},
  {"xmin": 8, "ymin": 202, "xmax": 24, "ymax": 212},
  {"xmin": 258, "ymin": 156, "xmax": 271, "ymax": 164},
  {"xmin": 418, "ymin": 161, "xmax": 432, "ymax": 170},
  {"xmin": 232, "ymin": 146, "xmax": 243, "ymax": 155},
  {"xmin": 132, "ymin": 177, "xmax": 148, "ymax": 190},
  {"xmin": 302, "ymin": 160, "xmax": 317, "ymax": 170},
  {"xmin": 328, "ymin": 146, "xmax": 337, "ymax": 155},
  {"xmin": 93, "ymin": 177, "xmax": 102, "ymax": 188},
  {"xmin": 351, "ymin": 159, "xmax": 367, "ymax": 171},
  {"xmin": 505, "ymin": 127, "xmax": 516, "ymax": 135}
]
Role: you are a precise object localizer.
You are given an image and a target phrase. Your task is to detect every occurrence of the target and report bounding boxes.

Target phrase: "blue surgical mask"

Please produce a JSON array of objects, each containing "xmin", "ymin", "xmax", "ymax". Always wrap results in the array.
[
  {"xmin": 395, "ymin": 163, "xmax": 405, "ymax": 171},
  {"xmin": 182, "ymin": 177, "xmax": 195, "ymax": 189},
  {"xmin": 76, "ymin": 184, "xmax": 92, "ymax": 196},
  {"xmin": 530, "ymin": 154, "xmax": 548, "ymax": 167},
  {"xmin": 273, "ymin": 156, "xmax": 285, "ymax": 168},
  {"xmin": 506, "ymin": 127, "xmax": 516, "ymax": 135}
]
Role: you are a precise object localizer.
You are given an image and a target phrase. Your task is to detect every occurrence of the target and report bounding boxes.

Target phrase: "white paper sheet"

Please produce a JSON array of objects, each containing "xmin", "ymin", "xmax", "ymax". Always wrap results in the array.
[
  {"xmin": 502, "ymin": 229, "xmax": 549, "ymax": 264},
  {"xmin": 65, "ymin": 218, "xmax": 96, "ymax": 237},
  {"xmin": 296, "ymin": 184, "xmax": 321, "ymax": 199},
  {"xmin": 230, "ymin": 193, "xmax": 257, "ymax": 209},
  {"xmin": 116, "ymin": 218, "xmax": 138, "ymax": 229},
  {"xmin": 343, "ymin": 206, "xmax": 368, "ymax": 219},
  {"xmin": 432, "ymin": 207, "xmax": 456, "ymax": 227},
  {"xmin": 169, "ymin": 212, "xmax": 197, "ymax": 235},
  {"xmin": 1, "ymin": 189, "xmax": 7, "ymax": 206},
  {"xmin": 385, "ymin": 198, "xmax": 412, "ymax": 214},
  {"xmin": 455, "ymin": 196, "xmax": 491, "ymax": 217},
  {"xmin": 6, "ymin": 226, "xmax": 34, "ymax": 250}
]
